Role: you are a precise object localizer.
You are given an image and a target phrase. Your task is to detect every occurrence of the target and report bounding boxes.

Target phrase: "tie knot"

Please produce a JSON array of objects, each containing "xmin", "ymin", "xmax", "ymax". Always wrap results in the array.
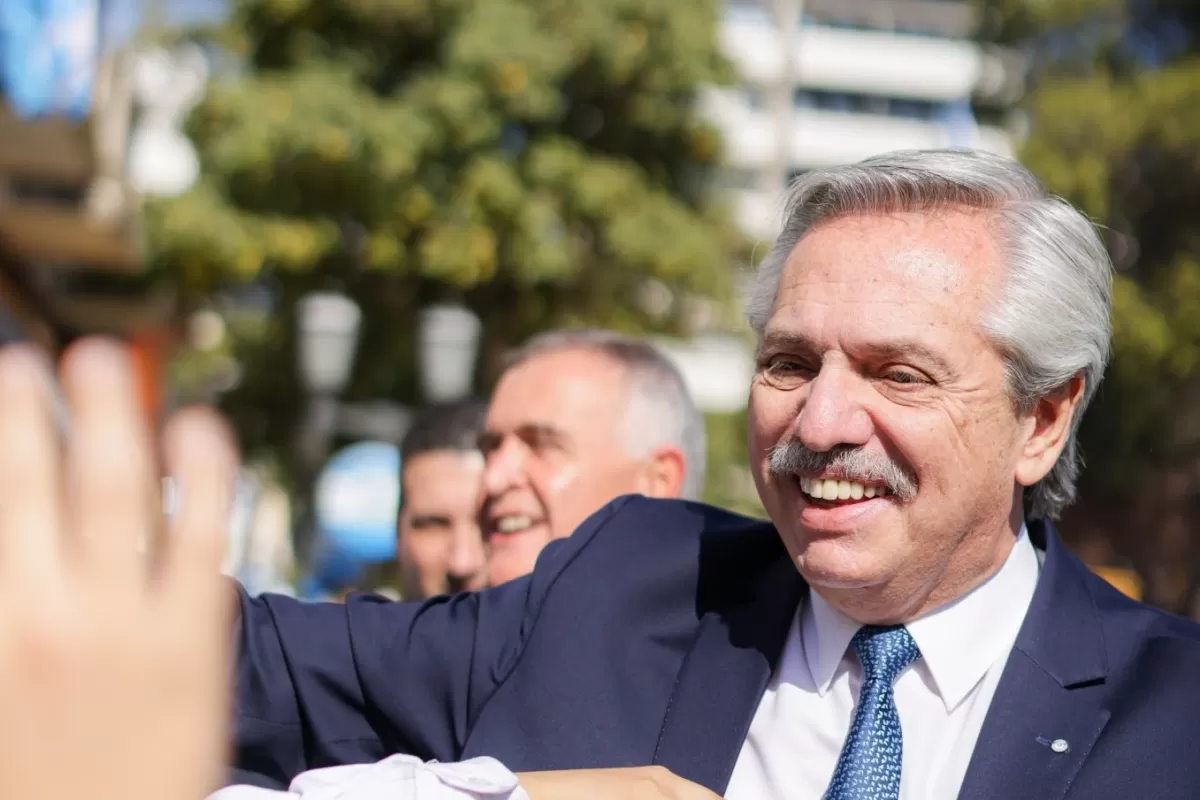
[{"xmin": 851, "ymin": 625, "xmax": 920, "ymax": 683}]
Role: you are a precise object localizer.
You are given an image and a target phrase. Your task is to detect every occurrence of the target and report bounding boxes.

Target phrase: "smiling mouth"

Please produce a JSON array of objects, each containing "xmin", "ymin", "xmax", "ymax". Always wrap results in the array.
[
  {"xmin": 487, "ymin": 514, "xmax": 544, "ymax": 537},
  {"xmin": 797, "ymin": 476, "xmax": 891, "ymax": 504}
]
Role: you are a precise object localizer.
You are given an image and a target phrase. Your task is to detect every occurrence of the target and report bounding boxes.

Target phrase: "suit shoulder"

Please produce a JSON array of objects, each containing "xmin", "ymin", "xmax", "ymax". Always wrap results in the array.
[
  {"xmin": 584, "ymin": 495, "xmax": 783, "ymax": 563},
  {"xmin": 1087, "ymin": 569, "xmax": 1200, "ymax": 638},
  {"xmin": 612, "ymin": 494, "xmax": 773, "ymax": 537},
  {"xmin": 521, "ymin": 495, "xmax": 784, "ymax": 613},
  {"xmin": 1086, "ymin": 572, "xmax": 1200, "ymax": 672},
  {"xmin": 1136, "ymin": 603, "xmax": 1200, "ymax": 648},
  {"xmin": 530, "ymin": 495, "xmax": 773, "ymax": 562},
  {"xmin": 517, "ymin": 496, "xmax": 774, "ymax": 592}
]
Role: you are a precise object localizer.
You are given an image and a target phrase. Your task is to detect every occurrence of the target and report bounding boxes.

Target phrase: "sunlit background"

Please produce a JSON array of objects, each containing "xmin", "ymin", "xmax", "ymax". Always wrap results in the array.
[{"xmin": 2, "ymin": 0, "xmax": 1193, "ymax": 610}]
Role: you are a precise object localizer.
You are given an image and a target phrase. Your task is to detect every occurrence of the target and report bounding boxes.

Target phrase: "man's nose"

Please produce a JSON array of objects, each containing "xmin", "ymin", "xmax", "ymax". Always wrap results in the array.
[
  {"xmin": 447, "ymin": 523, "xmax": 485, "ymax": 580},
  {"xmin": 481, "ymin": 436, "xmax": 528, "ymax": 496},
  {"xmin": 794, "ymin": 365, "xmax": 873, "ymax": 453}
]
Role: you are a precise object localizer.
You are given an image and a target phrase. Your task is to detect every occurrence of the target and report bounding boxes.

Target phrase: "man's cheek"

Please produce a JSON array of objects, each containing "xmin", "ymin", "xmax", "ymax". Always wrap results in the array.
[{"xmin": 548, "ymin": 464, "xmax": 580, "ymax": 495}]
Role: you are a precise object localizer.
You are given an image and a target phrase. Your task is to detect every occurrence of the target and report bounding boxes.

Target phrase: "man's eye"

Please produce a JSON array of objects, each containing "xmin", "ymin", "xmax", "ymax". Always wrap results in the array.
[
  {"xmin": 883, "ymin": 369, "xmax": 927, "ymax": 386},
  {"xmin": 759, "ymin": 359, "xmax": 812, "ymax": 389}
]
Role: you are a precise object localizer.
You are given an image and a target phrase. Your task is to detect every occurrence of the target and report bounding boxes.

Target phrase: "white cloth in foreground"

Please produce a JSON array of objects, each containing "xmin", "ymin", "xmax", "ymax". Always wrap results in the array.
[{"xmin": 209, "ymin": 755, "xmax": 529, "ymax": 800}]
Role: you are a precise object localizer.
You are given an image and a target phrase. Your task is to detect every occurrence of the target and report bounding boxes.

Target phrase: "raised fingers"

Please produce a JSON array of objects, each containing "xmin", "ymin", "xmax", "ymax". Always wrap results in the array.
[
  {"xmin": 0, "ymin": 345, "xmax": 63, "ymax": 590},
  {"xmin": 59, "ymin": 339, "xmax": 156, "ymax": 594},
  {"xmin": 159, "ymin": 407, "xmax": 237, "ymax": 624}
]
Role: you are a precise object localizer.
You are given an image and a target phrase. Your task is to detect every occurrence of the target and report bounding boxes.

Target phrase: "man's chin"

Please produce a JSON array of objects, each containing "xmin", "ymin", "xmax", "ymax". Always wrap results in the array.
[
  {"xmin": 486, "ymin": 532, "xmax": 549, "ymax": 586},
  {"xmin": 785, "ymin": 529, "xmax": 893, "ymax": 589}
]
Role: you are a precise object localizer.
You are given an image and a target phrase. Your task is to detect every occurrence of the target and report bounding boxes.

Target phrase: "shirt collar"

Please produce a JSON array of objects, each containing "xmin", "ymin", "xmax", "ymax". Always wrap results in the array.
[
  {"xmin": 801, "ymin": 524, "xmax": 1040, "ymax": 711},
  {"xmin": 801, "ymin": 583, "xmax": 861, "ymax": 698}
]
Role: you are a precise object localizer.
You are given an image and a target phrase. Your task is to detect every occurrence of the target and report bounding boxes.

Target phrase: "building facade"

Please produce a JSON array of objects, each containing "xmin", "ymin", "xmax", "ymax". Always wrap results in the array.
[{"xmin": 705, "ymin": 0, "xmax": 1025, "ymax": 240}]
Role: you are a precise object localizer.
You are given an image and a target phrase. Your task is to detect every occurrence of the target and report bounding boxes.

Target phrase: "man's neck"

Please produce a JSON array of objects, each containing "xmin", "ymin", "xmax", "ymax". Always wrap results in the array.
[{"xmin": 814, "ymin": 519, "xmax": 1022, "ymax": 626}]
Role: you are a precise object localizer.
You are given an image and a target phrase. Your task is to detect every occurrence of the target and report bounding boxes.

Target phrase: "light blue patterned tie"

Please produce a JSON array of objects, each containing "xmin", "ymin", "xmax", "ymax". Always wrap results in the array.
[{"xmin": 823, "ymin": 625, "xmax": 921, "ymax": 800}]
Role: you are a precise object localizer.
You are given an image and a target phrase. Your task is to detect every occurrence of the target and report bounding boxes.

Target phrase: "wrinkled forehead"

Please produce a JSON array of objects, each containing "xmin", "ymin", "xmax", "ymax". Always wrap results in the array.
[
  {"xmin": 771, "ymin": 210, "xmax": 1003, "ymax": 330},
  {"xmin": 486, "ymin": 348, "xmax": 630, "ymax": 437}
]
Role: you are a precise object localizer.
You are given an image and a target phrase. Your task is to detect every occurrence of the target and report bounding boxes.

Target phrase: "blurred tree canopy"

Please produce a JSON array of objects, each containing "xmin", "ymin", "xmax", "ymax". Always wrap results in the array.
[
  {"xmin": 977, "ymin": 0, "xmax": 1200, "ymax": 612},
  {"xmin": 151, "ymin": 0, "xmax": 744, "ymax": 467}
]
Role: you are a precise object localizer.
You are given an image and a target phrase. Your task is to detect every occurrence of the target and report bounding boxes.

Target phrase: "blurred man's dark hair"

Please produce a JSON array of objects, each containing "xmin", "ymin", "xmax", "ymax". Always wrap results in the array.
[{"xmin": 400, "ymin": 399, "xmax": 489, "ymax": 473}]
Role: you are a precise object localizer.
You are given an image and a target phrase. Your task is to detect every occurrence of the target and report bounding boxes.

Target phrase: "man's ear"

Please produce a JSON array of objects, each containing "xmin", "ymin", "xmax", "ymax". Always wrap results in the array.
[
  {"xmin": 1015, "ymin": 374, "xmax": 1085, "ymax": 488},
  {"xmin": 638, "ymin": 446, "xmax": 688, "ymax": 500}
]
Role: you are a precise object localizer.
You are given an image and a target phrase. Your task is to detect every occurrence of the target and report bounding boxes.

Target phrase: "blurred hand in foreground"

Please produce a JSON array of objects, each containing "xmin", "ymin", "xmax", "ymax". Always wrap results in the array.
[
  {"xmin": 517, "ymin": 766, "xmax": 723, "ymax": 800},
  {"xmin": 0, "ymin": 339, "xmax": 238, "ymax": 800}
]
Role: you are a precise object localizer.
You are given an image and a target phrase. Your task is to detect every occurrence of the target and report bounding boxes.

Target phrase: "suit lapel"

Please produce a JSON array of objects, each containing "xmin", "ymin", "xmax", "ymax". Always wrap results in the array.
[
  {"xmin": 957, "ymin": 520, "xmax": 1111, "ymax": 800},
  {"xmin": 652, "ymin": 546, "xmax": 802, "ymax": 794}
]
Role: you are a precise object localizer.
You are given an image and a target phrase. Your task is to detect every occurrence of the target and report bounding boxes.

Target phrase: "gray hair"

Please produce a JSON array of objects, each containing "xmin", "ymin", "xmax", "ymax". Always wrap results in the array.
[
  {"xmin": 506, "ymin": 329, "xmax": 707, "ymax": 500},
  {"xmin": 745, "ymin": 148, "xmax": 1113, "ymax": 519}
]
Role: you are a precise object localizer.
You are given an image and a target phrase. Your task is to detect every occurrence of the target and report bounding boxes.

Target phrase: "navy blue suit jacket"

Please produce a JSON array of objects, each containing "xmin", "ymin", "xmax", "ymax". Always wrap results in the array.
[{"xmin": 233, "ymin": 496, "xmax": 1200, "ymax": 798}]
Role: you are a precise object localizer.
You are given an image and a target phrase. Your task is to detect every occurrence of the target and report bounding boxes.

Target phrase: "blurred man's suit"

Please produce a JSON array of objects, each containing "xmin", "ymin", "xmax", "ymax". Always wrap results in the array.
[{"xmin": 233, "ymin": 496, "xmax": 1200, "ymax": 799}]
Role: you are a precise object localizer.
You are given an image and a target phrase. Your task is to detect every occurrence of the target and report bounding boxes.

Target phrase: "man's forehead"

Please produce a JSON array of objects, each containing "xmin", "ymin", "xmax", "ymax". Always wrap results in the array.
[
  {"xmin": 777, "ymin": 211, "xmax": 998, "ymax": 310},
  {"xmin": 402, "ymin": 451, "xmax": 483, "ymax": 502},
  {"xmin": 797, "ymin": 209, "xmax": 992, "ymax": 267},
  {"xmin": 403, "ymin": 449, "xmax": 484, "ymax": 480},
  {"xmin": 486, "ymin": 348, "xmax": 627, "ymax": 432}
]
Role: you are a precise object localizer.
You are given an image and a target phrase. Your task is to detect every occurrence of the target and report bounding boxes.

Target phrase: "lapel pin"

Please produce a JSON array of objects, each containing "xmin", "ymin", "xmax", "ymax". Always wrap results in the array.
[{"xmin": 1036, "ymin": 736, "xmax": 1071, "ymax": 753}]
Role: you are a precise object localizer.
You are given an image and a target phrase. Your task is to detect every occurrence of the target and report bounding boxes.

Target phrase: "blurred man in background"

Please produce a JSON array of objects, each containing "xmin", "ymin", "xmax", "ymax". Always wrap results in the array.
[
  {"xmin": 396, "ymin": 399, "xmax": 489, "ymax": 599},
  {"xmin": 480, "ymin": 329, "xmax": 706, "ymax": 586}
]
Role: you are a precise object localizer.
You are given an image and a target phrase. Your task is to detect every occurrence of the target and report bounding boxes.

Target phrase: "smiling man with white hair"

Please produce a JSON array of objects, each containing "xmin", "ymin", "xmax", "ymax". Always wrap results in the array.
[
  {"xmin": 479, "ymin": 328, "xmax": 707, "ymax": 586},
  {"xmin": 214, "ymin": 148, "xmax": 1200, "ymax": 799},
  {"xmin": 3, "ymin": 149, "xmax": 1200, "ymax": 800}
]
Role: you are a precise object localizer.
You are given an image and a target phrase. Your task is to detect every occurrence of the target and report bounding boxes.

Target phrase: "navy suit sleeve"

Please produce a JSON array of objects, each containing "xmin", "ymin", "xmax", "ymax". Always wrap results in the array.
[{"xmin": 230, "ymin": 495, "xmax": 636, "ymax": 789}]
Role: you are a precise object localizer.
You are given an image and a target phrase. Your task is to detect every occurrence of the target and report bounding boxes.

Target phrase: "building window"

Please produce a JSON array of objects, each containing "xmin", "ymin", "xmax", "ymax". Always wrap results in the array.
[
  {"xmin": 889, "ymin": 97, "xmax": 939, "ymax": 120},
  {"xmin": 795, "ymin": 88, "xmax": 946, "ymax": 121}
]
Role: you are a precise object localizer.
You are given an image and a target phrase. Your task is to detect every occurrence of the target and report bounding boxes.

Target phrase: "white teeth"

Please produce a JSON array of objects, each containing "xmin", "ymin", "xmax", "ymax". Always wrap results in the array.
[
  {"xmin": 798, "ymin": 477, "xmax": 888, "ymax": 502},
  {"xmin": 495, "ymin": 515, "xmax": 533, "ymax": 533}
]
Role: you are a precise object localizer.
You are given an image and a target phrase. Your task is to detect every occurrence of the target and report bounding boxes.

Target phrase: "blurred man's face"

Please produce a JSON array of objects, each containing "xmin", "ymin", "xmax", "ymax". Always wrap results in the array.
[
  {"xmin": 480, "ymin": 348, "xmax": 649, "ymax": 586},
  {"xmin": 396, "ymin": 449, "xmax": 487, "ymax": 599}
]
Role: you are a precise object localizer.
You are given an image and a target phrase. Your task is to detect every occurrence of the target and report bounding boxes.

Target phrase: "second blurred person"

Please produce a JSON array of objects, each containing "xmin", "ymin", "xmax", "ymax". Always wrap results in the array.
[
  {"xmin": 480, "ymin": 329, "xmax": 706, "ymax": 586},
  {"xmin": 396, "ymin": 400, "xmax": 489, "ymax": 599}
]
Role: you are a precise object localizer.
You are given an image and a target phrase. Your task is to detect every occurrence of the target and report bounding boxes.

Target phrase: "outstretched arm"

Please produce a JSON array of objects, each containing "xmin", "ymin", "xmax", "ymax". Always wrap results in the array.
[{"xmin": 230, "ymin": 576, "xmax": 534, "ymax": 788}]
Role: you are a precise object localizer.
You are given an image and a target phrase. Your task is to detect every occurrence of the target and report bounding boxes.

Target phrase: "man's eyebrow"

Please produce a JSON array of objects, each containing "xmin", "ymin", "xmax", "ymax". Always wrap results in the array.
[
  {"xmin": 865, "ymin": 340, "xmax": 958, "ymax": 377},
  {"xmin": 478, "ymin": 423, "xmax": 570, "ymax": 450},
  {"xmin": 758, "ymin": 330, "xmax": 958, "ymax": 377},
  {"xmin": 757, "ymin": 330, "xmax": 819, "ymax": 358},
  {"xmin": 408, "ymin": 514, "xmax": 452, "ymax": 526}
]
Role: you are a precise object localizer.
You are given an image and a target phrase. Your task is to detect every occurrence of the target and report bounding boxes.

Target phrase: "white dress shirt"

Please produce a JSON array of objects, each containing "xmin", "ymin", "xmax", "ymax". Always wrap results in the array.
[{"xmin": 726, "ymin": 528, "xmax": 1040, "ymax": 800}]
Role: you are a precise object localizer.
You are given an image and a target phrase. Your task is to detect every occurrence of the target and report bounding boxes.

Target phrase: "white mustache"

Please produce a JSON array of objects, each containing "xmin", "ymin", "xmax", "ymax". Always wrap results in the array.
[{"xmin": 768, "ymin": 442, "xmax": 917, "ymax": 502}]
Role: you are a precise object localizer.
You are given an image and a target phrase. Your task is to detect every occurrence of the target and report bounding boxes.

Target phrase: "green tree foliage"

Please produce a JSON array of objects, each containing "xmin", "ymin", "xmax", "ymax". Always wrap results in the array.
[
  {"xmin": 977, "ymin": 0, "xmax": 1200, "ymax": 612},
  {"xmin": 703, "ymin": 408, "xmax": 765, "ymax": 518},
  {"xmin": 150, "ymin": 0, "xmax": 744, "ymax": 467}
]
